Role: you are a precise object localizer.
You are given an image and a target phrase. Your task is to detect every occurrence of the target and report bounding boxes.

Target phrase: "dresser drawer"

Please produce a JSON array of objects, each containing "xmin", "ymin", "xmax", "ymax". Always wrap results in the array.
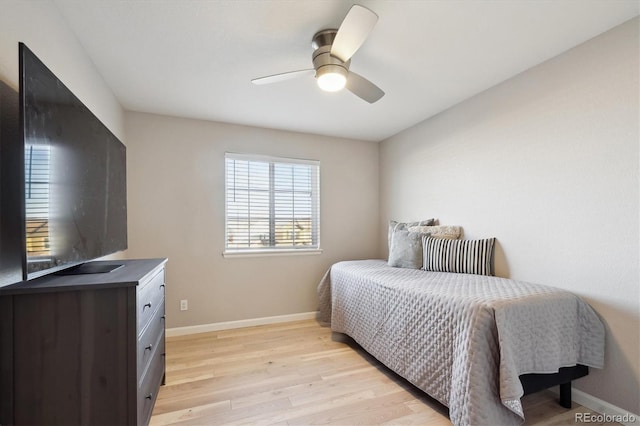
[
  {"xmin": 138, "ymin": 302, "xmax": 165, "ymax": 385},
  {"xmin": 137, "ymin": 343, "xmax": 164, "ymax": 426},
  {"xmin": 137, "ymin": 269, "xmax": 165, "ymax": 334}
]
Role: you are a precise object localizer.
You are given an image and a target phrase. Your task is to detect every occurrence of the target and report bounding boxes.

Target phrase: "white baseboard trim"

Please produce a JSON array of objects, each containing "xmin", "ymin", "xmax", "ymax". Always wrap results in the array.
[
  {"xmin": 551, "ymin": 387, "xmax": 639, "ymax": 425},
  {"xmin": 166, "ymin": 311, "xmax": 318, "ymax": 337},
  {"xmin": 572, "ymin": 388, "xmax": 639, "ymax": 426}
]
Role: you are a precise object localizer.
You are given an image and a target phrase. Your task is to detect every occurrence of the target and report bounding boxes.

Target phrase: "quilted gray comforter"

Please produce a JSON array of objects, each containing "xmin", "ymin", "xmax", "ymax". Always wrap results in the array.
[{"xmin": 317, "ymin": 260, "xmax": 605, "ymax": 426}]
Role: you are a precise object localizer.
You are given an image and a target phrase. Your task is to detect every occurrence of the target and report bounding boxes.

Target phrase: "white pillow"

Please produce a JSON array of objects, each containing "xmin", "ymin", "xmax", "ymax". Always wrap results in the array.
[{"xmin": 407, "ymin": 225, "xmax": 462, "ymax": 240}]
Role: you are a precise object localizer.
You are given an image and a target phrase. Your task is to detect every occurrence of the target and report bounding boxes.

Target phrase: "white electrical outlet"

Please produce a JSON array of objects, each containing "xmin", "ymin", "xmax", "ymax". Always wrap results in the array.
[{"xmin": 180, "ymin": 299, "xmax": 188, "ymax": 311}]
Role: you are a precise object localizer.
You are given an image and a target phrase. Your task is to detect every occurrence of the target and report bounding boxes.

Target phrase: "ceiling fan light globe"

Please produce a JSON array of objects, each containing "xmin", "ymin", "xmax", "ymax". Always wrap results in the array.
[
  {"xmin": 316, "ymin": 65, "xmax": 347, "ymax": 92},
  {"xmin": 317, "ymin": 73, "xmax": 346, "ymax": 92}
]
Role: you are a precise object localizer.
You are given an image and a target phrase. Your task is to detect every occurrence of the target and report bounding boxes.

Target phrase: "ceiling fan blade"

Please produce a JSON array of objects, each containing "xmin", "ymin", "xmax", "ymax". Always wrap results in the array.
[
  {"xmin": 331, "ymin": 5, "xmax": 378, "ymax": 62},
  {"xmin": 346, "ymin": 71, "xmax": 384, "ymax": 103},
  {"xmin": 251, "ymin": 69, "xmax": 314, "ymax": 85}
]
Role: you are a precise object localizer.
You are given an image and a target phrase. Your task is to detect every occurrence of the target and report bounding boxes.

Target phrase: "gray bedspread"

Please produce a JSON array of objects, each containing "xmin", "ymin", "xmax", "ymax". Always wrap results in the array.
[{"xmin": 317, "ymin": 260, "xmax": 605, "ymax": 426}]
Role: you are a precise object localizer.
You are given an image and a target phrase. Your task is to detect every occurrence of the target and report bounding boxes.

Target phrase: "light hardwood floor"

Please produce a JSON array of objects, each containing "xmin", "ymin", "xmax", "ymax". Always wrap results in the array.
[{"xmin": 151, "ymin": 319, "xmax": 613, "ymax": 425}]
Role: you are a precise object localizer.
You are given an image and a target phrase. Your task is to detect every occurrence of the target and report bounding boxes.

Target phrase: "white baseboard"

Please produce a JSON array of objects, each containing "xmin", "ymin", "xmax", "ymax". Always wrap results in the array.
[
  {"xmin": 550, "ymin": 387, "xmax": 639, "ymax": 425},
  {"xmin": 166, "ymin": 311, "xmax": 318, "ymax": 337},
  {"xmin": 571, "ymin": 388, "xmax": 639, "ymax": 426}
]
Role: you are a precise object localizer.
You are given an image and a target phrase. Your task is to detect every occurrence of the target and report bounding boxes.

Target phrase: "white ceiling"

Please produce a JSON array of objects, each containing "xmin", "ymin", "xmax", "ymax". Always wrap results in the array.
[{"xmin": 53, "ymin": 0, "xmax": 639, "ymax": 142}]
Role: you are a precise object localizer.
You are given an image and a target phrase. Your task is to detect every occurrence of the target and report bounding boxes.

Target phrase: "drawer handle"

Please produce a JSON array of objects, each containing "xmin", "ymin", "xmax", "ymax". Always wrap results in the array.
[
  {"xmin": 160, "ymin": 284, "xmax": 165, "ymax": 289},
  {"xmin": 161, "ymin": 315, "xmax": 166, "ymax": 321},
  {"xmin": 145, "ymin": 344, "xmax": 153, "ymax": 351},
  {"xmin": 146, "ymin": 393, "xmax": 153, "ymax": 400},
  {"xmin": 143, "ymin": 302, "xmax": 152, "ymax": 310}
]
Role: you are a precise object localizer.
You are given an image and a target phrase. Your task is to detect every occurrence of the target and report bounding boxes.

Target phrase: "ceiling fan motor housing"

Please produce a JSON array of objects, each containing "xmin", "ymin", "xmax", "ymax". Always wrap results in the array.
[{"xmin": 312, "ymin": 29, "xmax": 350, "ymax": 79}]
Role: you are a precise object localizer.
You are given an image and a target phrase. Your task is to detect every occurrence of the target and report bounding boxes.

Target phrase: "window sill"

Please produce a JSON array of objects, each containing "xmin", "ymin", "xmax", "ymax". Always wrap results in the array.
[{"xmin": 222, "ymin": 248, "xmax": 323, "ymax": 258}]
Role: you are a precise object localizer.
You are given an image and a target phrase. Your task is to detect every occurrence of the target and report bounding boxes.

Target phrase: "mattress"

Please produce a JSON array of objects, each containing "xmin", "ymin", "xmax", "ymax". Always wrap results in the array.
[{"xmin": 317, "ymin": 259, "xmax": 605, "ymax": 425}]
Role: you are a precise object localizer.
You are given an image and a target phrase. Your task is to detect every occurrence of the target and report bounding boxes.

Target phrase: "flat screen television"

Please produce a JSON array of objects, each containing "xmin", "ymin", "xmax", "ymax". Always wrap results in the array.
[{"xmin": 20, "ymin": 43, "xmax": 127, "ymax": 280}]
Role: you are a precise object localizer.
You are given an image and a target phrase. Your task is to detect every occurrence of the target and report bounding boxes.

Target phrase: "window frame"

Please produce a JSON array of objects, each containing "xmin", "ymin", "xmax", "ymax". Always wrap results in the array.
[{"xmin": 223, "ymin": 152, "xmax": 322, "ymax": 258}]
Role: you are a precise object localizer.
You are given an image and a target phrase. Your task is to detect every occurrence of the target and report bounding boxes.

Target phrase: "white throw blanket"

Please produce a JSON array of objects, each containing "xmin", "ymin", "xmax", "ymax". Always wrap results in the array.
[{"xmin": 317, "ymin": 260, "xmax": 605, "ymax": 426}]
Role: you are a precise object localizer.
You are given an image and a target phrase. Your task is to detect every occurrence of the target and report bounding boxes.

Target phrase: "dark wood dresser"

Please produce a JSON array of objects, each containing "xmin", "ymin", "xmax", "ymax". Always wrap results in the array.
[{"xmin": 0, "ymin": 258, "xmax": 167, "ymax": 425}]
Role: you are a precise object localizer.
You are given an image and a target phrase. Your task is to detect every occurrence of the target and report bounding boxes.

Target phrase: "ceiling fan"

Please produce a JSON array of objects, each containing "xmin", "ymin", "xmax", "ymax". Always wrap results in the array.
[{"xmin": 251, "ymin": 4, "xmax": 384, "ymax": 103}]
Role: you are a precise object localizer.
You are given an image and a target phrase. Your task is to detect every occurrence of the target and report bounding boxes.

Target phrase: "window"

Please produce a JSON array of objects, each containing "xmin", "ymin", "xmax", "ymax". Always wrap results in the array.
[
  {"xmin": 224, "ymin": 153, "xmax": 320, "ymax": 254},
  {"xmin": 24, "ymin": 143, "xmax": 51, "ymax": 258}
]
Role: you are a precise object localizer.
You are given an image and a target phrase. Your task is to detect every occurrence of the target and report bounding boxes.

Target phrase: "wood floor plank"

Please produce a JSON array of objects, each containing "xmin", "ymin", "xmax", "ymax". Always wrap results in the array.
[
  {"xmin": 151, "ymin": 319, "xmax": 616, "ymax": 425},
  {"xmin": 150, "ymin": 400, "xmax": 231, "ymax": 425}
]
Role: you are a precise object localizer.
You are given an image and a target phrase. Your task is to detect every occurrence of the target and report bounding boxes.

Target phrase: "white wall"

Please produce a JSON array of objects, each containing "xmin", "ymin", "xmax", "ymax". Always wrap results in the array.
[
  {"xmin": 125, "ymin": 112, "xmax": 379, "ymax": 328},
  {"xmin": 379, "ymin": 18, "xmax": 639, "ymax": 414},
  {"xmin": 0, "ymin": 0, "xmax": 124, "ymax": 140}
]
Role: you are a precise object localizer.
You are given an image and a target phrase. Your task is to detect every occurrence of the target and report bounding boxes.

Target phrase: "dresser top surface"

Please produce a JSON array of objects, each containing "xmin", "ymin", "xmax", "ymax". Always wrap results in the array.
[{"xmin": 0, "ymin": 258, "xmax": 167, "ymax": 295}]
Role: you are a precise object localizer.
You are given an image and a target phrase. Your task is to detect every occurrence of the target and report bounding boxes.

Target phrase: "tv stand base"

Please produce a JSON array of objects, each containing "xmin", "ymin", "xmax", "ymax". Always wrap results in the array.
[{"xmin": 55, "ymin": 262, "xmax": 124, "ymax": 275}]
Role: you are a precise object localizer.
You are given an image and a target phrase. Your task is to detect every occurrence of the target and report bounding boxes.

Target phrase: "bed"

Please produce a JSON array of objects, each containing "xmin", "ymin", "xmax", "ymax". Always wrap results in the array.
[{"xmin": 317, "ymin": 259, "xmax": 605, "ymax": 425}]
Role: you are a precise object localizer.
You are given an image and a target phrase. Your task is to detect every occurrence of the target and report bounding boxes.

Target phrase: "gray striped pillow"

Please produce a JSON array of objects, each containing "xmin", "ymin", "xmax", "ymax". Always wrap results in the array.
[{"xmin": 422, "ymin": 236, "xmax": 495, "ymax": 276}]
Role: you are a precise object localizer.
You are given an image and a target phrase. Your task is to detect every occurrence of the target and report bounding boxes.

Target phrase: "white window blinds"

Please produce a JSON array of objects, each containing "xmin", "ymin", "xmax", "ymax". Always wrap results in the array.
[{"xmin": 225, "ymin": 153, "xmax": 320, "ymax": 252}]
